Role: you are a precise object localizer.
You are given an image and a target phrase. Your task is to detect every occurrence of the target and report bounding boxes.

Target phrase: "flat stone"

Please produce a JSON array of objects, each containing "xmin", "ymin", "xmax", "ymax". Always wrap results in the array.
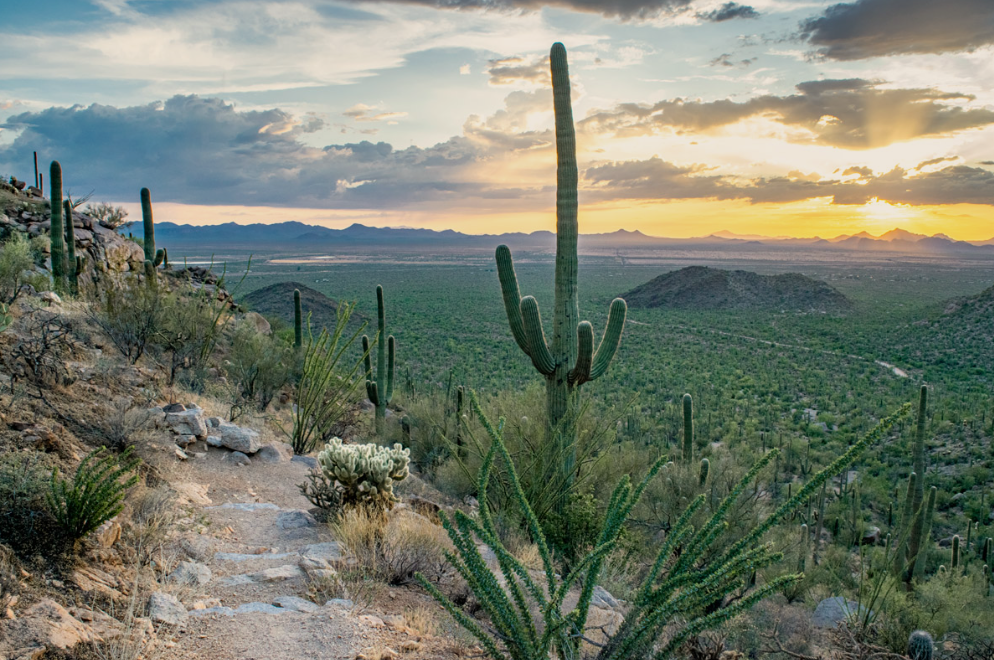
[
  {"xmin": 148, "ymin": 592, "xmax": 187, "ymax": 626},
  {"xmin": 169, "ymin": 561, "xmax": 212, "ymax": 586},
  {"xmin": 188, "ymin": 606, "xmax": 235, "ymax": 617},
  {"xmin": 291, "ymin": 455, "xmax": 318, "ymax": 469},
  {"xmin": 224, "ymin": 451, "xmax": 251, "ymax": 467},
  {"xmin": 162, "ymin": 403, "xmax": 186, "ymax": 413},
  {"xmin": 272, "ymin": 596, "xmax": 320, "ymax": 613},
  {"xmin": 257, "ymin": 443, "xmax": 293, "ymax": 464},
  {"xmin": 235, "ymin": 602, "xmax": 288, "ymax": 615},
  {"xmin": 210, "ymin": 502, "xmax": 279, "ymax": 511},
  {"xmin": 215, "ymin": 552, "xmax": 295, "ymax": 562},
  {"xmin": 300, "ymin": 542, "xmax": 343, "ymax": 562},
  {"xmin": 0, "ymin": 599, "xmax": 93, "ymax": 651},
  {"xmin": 324, "ymin": 599, "xmax": 354, "ymax": 609},
  {"xmin": 220, "ymin": 564, "xmax": 304, "ymax": 586},
  {"xmin": 276, "ymin": 510, "xmax": 316, "ymax": 529}
]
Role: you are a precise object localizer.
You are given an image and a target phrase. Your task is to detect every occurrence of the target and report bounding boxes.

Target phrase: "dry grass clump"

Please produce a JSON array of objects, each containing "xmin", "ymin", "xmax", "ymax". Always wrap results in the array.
[
  {"xmin": 403, "ymin": 603, "xmax": 441, "ymax": 637},
  {"xmin": 120, "ymin": 484, "xmax": 176, "ymax": 566}
]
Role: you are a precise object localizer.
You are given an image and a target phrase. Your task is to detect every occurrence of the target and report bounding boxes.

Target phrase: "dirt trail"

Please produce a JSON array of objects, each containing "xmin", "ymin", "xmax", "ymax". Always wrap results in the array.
[{"xmin": 153, "ymin": 451, "xmax": 376, "ymax": 660}]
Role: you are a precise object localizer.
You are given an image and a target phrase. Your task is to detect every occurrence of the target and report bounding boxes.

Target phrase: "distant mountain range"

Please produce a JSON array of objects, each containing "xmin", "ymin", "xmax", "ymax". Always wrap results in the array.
[
  {"xmin": 152, "ymin": 221, "xmax": 994, "ymax": 256},
  {"xmin": 623, "ymin": 266, "xmax": 852, "ymax": 313}
]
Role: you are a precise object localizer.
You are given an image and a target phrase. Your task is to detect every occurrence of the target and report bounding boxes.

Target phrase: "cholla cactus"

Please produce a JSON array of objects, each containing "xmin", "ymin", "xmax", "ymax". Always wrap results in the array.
[
  {"xmin": 317, "ymin": 437, "xmax": 409, "ymax": 509},
  {"xmin": 907, "ymin": 630, "xmax": 934, "ymax": 660}
]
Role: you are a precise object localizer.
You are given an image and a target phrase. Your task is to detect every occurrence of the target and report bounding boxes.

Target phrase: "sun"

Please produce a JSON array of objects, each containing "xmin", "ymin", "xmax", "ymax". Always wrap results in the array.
[{"xmin": 858, "ymin": 198, "xmax": 918, "ymax": 229}]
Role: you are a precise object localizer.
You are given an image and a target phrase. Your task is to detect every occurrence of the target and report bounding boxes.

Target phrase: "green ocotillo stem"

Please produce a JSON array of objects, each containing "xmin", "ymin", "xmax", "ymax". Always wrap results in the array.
[
  {"xmin": 141, "ymin": 187, "xmax": 155, "ymax": 262},
  {"xmin": 952, "ymin": 535, "xmax": 961, "ymax": 569},
  {"xmin": 906, "ymin": 386, "xmax": 929, "ymax": 580},
  {"xmin": 493, "ymin": 44, "xmax": 627, "ymax": 498},
  {"xmin": 49, "ymin": 161, "xmax": 66, "ymax": 288},
  {"xmin": 363, "ymin": 285, "xmax": 395, "ymax": 435},
  {"xmin": 293, "ymin": 289, "xmax": 303, "ymax": 348},
  {"xmin": 683, "ymin": 393, "xmax": 694, "ymax": 463},
  {"xmin": 63, "ymin": 200, "xmax": 77, "ymax": 291}
]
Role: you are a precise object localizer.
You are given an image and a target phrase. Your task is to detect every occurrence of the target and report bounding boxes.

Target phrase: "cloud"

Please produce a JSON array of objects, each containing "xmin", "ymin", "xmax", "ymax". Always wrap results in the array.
[
  {"xmin": 800, "ymin": 0, "xmax": 994, "ymax": 60},
  {"xmin": 585, "ymin": 157, "xmax": 994, "ymax": 205},
  {"xmin": 342, "ymin": 104, "xmax": 409, "ymax": 123},
  {"xmin": 698, "ymin": 2, "xmax": 758, "ymax": 22},
  {"xmin": 352, "ymin": 0, "xmax": 699, "ymax": 20},
  {"xmin": 708, "ymin": 53, "xmax": 756, "ymax": 67},
  {"xmin": 485, "ymin": 55, "xmax": 551, "ymax": 86},
  {"xmin": 581, "ymin": 78, "xmax": 994, "ymax": 149}
]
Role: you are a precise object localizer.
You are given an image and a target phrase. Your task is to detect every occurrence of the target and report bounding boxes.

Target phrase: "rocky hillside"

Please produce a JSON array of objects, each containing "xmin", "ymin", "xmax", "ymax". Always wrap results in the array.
[
  {"xmin": 240, "ymin": 281, "xmax": 364, "ymax": 333},
  {"xmin": 622, "ymin": 266, "xmax": 852, "ymax": 312}
]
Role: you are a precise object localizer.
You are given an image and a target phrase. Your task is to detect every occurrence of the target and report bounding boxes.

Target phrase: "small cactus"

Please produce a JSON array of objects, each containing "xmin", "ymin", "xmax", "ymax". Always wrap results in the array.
[
  {"xmin": 952, "ymin": 534, "xmax": 961, "ymax": 569},
  {"xmin": 293, "ymin": 288, "xmax": 303, "ymax": 348},
  {"xmin": 317, "ymin": 437, "xmax": 409, "ymax": 510},
  {"xmin": 907, "ymin": 631, "xmax": 934, "ymax": 660},
  {"xmin": 141, "ymin": 187, "xmax": 155, "ymax": 262},
  {"xmin": 682, "ymin": 393, "xmax": 694, "ymax": 463},
  {"xmin": 699, "ymin": 458, "xmax": 710, "ymax": 487}
]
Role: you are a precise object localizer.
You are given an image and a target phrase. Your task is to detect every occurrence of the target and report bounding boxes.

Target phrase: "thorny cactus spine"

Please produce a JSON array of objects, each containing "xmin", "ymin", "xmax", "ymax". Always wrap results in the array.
[
  {"xmin": 293, "ymin": 288, "xmax": 303, "ymax": 348},
  {"xmin": 49, "ymin": 161, "xmax": 66, "ymax": 289},
  {"xmin": 907, "ymin": 631, "xmax": 934, "ymax": 660},
  {"xmin": 362, "ymin": 285, "xmax": 394, "ymax": 435},
  {"xmin": 495, "ymin": 43, "xmax": 627, "ymax": 490},
  {"xmin": 683, "ymin": 393, "xmax": 694, "ymax": 463},
  {"xmin": 63, "ymin": 200, "xmax": 78, "ymax": 291},
  {"xmin": 141, "ymin": 187, "xmax": 155, "ymax": 262},
  {"xmin": 317, "ymin": 437, "xmax": 409, "ymax": 509}
]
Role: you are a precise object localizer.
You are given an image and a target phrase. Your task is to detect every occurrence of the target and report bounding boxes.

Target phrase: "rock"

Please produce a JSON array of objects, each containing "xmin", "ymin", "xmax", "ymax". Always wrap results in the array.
[
  {"xmin": 175, "ymin": 434, "xmax": 197, "ymax": 447},
  {"xmin": 71, "ymin": 566, "xmax": 123, "ymax": 600},
  {"xmin": 276, "ymin": 509, "xmax": 316, "ymax": 529},
  {"xmin": 206, "ymin": 435, "xmax": 222, "ymax": 447},
  {"xmin": 175, "ymin": 447, "xmax": 189, "ymax": 461},
  {"xmin": 0, "ymin": 599, "xmax": 94, "ymax": 652},
  {"xmin": 324, "ymin": 599, "xmax": 354, "ymax": 609},
  {"xmin": 860, "ymin": 526, "xmax": 881, "ymax": 546},
  {"xmin": 812, "ymin": 596, "xmax": 867, "ymax": 628},
  {"xmin": 39, "ymin": 291, "xmax": 62, "ymax": 305},
  {"xmin": 169, "ymin": 561, "xmax": 212, "ymax": 586},
  {"xmin": 382, "ymin": 614, "xmax": 406, "ymax": 630},
  {"xmin": 188, "ymin": 606, "xmax": 235, "ymax": 617},
  {"xmin": 173, "ymin": 482, "xmax": 212, "ymax": 506},
  {"xmin": 67, "ymin": 607, "xmax": 131, "ymax": 643},
  {"xmin": 291, "ymin": 455, "xmax": 318, "ymax": 469},
  {"xmin": 234, "ymin": 603, "xmax": 286, "ymax": 615},
  {"xmin": 165, "ymin": 409, "xmax": 208, "ymax": 438},
  {"xmin": 591, "ymin": 585, "xmax": 621, "ymax": 609},
  {"xmin": 272, "ymin": 596, "xmax": 320, "ymax": 613},
  {"xmin": 359, "ymin": 399, "xmax": 375, "ymax": 412},
  {"xmin": 93, "ymin": 519, "xmax": 121, "ymax": 548},
  {"xmin": 243, "ymin": 312, "xmax": 272, "ymax": 335},
  {"xmin": 257, "ymin": 443, "xmax": 293, "ymax": 464},
  {"xmin": 149, "ymin": 593, "xmax": 186, "ymax": 626},
  {"xmin": 224, "ymin": 451, "xmax": 251, "ymax": 467},
  {"xmin": 213, "ymin": 421, "xmax": 261, "ymax": 454},
  {"xmin": 405, "ymin": 495, "xmax": 441, "ymax": 519},
  {"xmin": 207, "ymin": 417, "xmax": 223, "ymax": 428},
  {"xmin": 162, "ymin": 403, "xmax": 186, "ymax": 413},
  {"xmin": 358, "ymin": 614, "xmax": 385, "ymax": 628},
  {"xmin": 221, "ymin": 564, "xmax": 304, "ymax": 586}
]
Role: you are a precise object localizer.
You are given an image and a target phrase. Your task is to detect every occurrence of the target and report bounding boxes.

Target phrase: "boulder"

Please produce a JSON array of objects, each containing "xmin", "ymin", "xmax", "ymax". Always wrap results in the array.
[
  {"xmin": 291, "ymin": 455, "xmax": 318, "ymax": 469},
  {"xmin": 257, "ymin": 443, "xmax": 293, "ymax": 464},
  {"xmin": 148, "ymin": 592, "xmax": 187, "ymax": 626},
  {"xmin": 212, "ymin": 421, "xmax": 261, "ymax": 454},
  {"xmin": 223, "ymin": 451, "xmax": 251, "ymax": 467},
  {"xmin": 165, "ymin": 409, "xmax": 208, "ymax": 438},
  {"xmin": 93, "ymin": 519, "xmax": 121, "ymax": 548},
  {"xmin": 169, "ymin": 561, "xmax": 212, "ymax": 586},
  {"xmin": 0, "ymin": 599, "xmax": 94, "ymax": 653},
  {"xmin": 276, "ymin": 509, "xmax": 316, "ymax": 529},
  {"xmin": 860, "ymin": 526, "xmax": 881, "ymax": 546},
  {"xmin": 272, "ymin": 596, "xmax": 320, "ymax": 613},
  {"xmin": 243, "ymin": 312, "xmax": 272, "ymax": 336}
]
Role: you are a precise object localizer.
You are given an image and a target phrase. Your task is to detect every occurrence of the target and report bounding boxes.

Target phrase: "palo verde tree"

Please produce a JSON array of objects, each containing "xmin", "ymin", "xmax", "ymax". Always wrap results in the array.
[
  {"xmin": 495, "ymin": 43, "xmax": 626, "ymax": 490},
  {"xmin": 362, "ymin": 284, "xmax": 395, "ymax": 436}
]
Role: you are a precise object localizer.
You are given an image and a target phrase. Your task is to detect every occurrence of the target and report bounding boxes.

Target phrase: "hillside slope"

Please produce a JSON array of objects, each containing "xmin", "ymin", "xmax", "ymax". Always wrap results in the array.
[
  {"xmin": 622, "ymin": 266, "xmax": 852, "ymax": 312},
  {"xmin": 240, "ymin": 282, "xmax": 363, "ymax": 333}
]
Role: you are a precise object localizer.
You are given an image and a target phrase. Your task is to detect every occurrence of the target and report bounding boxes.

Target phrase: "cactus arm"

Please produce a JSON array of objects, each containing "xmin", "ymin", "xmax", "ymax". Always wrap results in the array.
[
  {"xmin": 141, "ymin": 187, "xmax": 155, "ymax": 262},
  {"xmin": 520, "ymin": 296, "xmax": 555, "ymax": 375},
  {"xmin": 154, "ymin": 248, "xmax": 164, "ymax": 267},
  {"xmin": 588, "ymin": 297, "xmax": 627, "ymax": 381},
  {"xmin": 386, "ymin": 335, "xmax": 395, "ymax": 403},
  {"xmin": 496, "ymin": 245, "xmax": 531, "ymax": 356},
  {"xmin": 569, "ymin": 322, "xmax": 593, "ymax": 385},
  {"xmin": 362, "ymin": 334, "xmax": 372, "ymax": 378},
  {"xmin": 49, "ymin": 161, "xmax": 66, "ymax": 288},
  {"xmin": 367, "ymin": 379, "xmax": 379, "ymax": 406}
]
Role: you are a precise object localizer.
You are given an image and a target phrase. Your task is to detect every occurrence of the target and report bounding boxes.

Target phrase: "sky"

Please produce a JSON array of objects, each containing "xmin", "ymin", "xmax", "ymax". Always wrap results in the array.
[{"xmin": 1, "ymin": 0, "xmax": 993, "ymax": 239}]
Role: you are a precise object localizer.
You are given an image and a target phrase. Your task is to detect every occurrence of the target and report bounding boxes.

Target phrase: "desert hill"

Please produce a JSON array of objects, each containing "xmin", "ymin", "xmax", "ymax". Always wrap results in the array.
[
  {"xmin": 622, "ymin": 266, "xmax": 852, "ymax": 313},
  {"xmin": 240, "ymin": 281, "xmax": 363, "ymax": 333}
]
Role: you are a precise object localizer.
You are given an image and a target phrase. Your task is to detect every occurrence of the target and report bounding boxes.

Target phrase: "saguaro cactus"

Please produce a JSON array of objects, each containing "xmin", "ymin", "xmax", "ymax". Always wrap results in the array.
[
  {"xmin": 952, "ymin": 535, "xmax": 961, "ymax": 569},
  {"xmin": 141, "ymin": 187, "xmax": 155, "ymax": 262},
  {"xmin": 699, "ymin": 457, "xmax": 710, "ymax": 487},
  {"xmin": 683, "ymin": 393, "xmax": 694, "ymax": 463},
  {"xmin": 495, "ymin": 43, "xmax": 626, "ymax": 486},
  {"xmin": 904, "ymin": 386, "xmax": 929, "ymax": 580},
  {"xmin": 362, "ymin": 285, "xmax": 394, "ymax": 435},
  {"xmin": 49, "ymin": 161, "xmax": 66, "ymax": 289},
  {"xmin": 63, "ymin": 200, "xmax": 78, "ymax": 292},
  {"xmin": 294, "ymin": 288, "xmax": 303, "ymax": 348}
]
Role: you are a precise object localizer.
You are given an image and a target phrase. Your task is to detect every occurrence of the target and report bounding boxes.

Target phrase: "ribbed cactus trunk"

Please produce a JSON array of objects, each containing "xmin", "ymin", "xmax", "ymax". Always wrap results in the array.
[
  {"xmin": 64, "ymin": 200, "xmax": 78, "ymax": 293},
  {"xmin": 495, "ymin": 43, "xmax": 627, "ymax": 502},
  {"xmin": 363, "ymin": 285, "xmax": 394, "ymax": 436},
  {"xmin": 141, "ymin": 187, "xmax": 155, "ymax": 262},
  {"xmin": 49, "ymin": 162, "xmax": 66, "ymax": 291},
  {"xmin": 682, "ymin": 393, "xmax": 694, "ymax": 463},
  {"xmin": 905, "ymin": 386, "xmax": 929, "ymax": 583}
]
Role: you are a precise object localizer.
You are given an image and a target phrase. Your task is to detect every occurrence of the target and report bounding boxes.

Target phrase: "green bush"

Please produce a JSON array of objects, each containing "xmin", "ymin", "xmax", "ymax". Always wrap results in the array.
[
  {"xmin": 0, "ymin": 451, "xmax": 61, "ymax": 557},
  {"xmin": 0, "ymin": 232, "xmax": 35, "ymax": 304},
  {"xmin": 47, "ymin": 447, "xmax": 141, "ymax": 550},
  {"xmin": 226, "ymin": 323, "xmax": 292, "ymax": 411},
  {"xmin": 89, "ymin": 273, "xmax": 164, "ymax": 364}
]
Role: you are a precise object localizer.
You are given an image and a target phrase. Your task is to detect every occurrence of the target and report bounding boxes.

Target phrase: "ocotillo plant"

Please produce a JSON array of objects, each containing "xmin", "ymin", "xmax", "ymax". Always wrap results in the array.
[
  {"xmin": 293, "ymin": 288, "xmax": 303, "ymax": 348},
  {"xmin": 683, "ymin": 393, "xmax": 694, "ymax": 462},
  {"xmin": 49, "ymin": 161, "xmax": 66, "ymax": 290},
  {"xmin": 495, "ymin": 43, "xmax": 626, "ymax": 490},
  {"xmin": 362, "ymin": 285, "xmax": 394, "ymax": 436},
  {"xmin": 63, "ymin": 200, "xmax": 78, "ymax": 292},
  {"xmin": 141, "ymin": 187, "xmax": 156, "ymax": 262}
]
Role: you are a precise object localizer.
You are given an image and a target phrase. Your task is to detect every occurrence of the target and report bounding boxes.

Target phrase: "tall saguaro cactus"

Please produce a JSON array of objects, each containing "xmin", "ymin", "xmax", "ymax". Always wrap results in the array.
[
  {"xmin": 49, "ymin": 161, "xmax": 67, "ymax": 290},
  {"xmin": 64, "ymin": 200, "xmax": 78, "ymax": 292},
  {"xmin": 363, "ymin": 285, "xmax": 394, "ymax": 435},
  {"xmin": 141, "ymin": 187, "xmax": 156, "ymax": 263},
  {"xmin": 495, "ymin": 43, "xmax": 627, "ymax": 489}
]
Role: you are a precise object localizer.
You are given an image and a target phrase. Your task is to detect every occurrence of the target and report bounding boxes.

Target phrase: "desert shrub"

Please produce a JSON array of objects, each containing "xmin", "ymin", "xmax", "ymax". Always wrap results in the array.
[
  {"xmin": 299, "ymin": 468, "xmax": 343, "ymax": 521},
  {"xmin": 332, "ymin": 506, "xmax": 386, "ymax": 575},
  {"xmin": 0, "ymin": 231, "xmax": 35, "ymax": 304},
  {"xmin": 316, "ymin": 437, "xmax": 410, "ymax": 510},
  {"xmin": 89, "ymin": 274, "xmax": 164, "ymax": 364},
  {"xmin": 83, "ymin": 202, "xmax": 129, "ymax": 229},
  {"xmin": 0, "ymin": 308, "xmax": 78, "ymax": 397},
  {"xmin": 48, "ymin": 447, "xmax": 141, "ymax": 550},
  {"xmin": 120, "ymin": 485, "xmax": 175, "ymax": 566},
  {"xmin": 226, "ymin": 323, "xmax": 292, "ymax": 411},
  {"xmin": 0, "ymin": 451, "xmax": 61, "ymax": 556},
  {"xmin": 287, "ymin": 303, "xmax": 367, "ymax": 454},
  {"xmin": 417, "ymin": 392, "xmax": 908, "ymax": 660},
  {"xmin": 381, "ymin": 510, "xmax": 451, "ymax": 585},
  {"xmin": 100, "ymin": 399, "xmax": 153, "ymax": 451}
]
